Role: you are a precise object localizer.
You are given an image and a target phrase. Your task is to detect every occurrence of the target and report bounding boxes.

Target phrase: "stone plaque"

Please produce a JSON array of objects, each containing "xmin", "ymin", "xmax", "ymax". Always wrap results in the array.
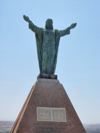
[
  {"xmin": 37, "ymin": 107, "xmax": 51, "ymax": 121},
  {"xmin": 37, "ymin": 107, "xmax": 66, "ymax": 122},
  {"xmin": 52, "ymin": 108, "xmax": 66, "ymax": 122}
]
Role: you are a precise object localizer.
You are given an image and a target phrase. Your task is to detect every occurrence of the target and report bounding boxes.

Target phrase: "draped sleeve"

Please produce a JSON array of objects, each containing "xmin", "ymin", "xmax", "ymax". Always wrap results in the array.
[
  {"xmin": 29, "ymin": 21, "xmax": 43, "ymax": 35},
  {"xmin": 58, "ymin": 27, "xmax": 70, "ymax": 37},
  {"xmin": 28, "ymin": 21, "xmax": 44, "ymax": 73}
]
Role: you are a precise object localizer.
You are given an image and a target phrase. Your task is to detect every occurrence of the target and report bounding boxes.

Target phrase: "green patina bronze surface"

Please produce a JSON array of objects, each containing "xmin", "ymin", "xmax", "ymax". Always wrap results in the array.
[{"xmin": 23, "ymin": 15, "xmax": 77, "ymax": 74}]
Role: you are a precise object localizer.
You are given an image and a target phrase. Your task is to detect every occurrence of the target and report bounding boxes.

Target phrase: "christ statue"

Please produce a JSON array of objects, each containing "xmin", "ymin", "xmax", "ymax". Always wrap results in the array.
[{"xmin": 23, "ymin": 15, "xmax": 77, "ymax": 74}]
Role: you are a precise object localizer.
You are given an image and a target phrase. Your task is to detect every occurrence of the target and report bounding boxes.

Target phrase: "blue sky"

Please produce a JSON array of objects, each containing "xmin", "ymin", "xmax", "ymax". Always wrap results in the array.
[{"xmin": 0, "ymin": 0, "xmax": 100, "ymax": 124}]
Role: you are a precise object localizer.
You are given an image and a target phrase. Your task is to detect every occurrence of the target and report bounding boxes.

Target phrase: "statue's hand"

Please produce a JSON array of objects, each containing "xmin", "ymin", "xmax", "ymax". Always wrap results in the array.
[
  {"xmin": 23, "ymin": 15, "xmax": 30, "ymax": 22},
  {"xmin": 70, "ymin": 23, "xmax": 77, "ymax": 29}
]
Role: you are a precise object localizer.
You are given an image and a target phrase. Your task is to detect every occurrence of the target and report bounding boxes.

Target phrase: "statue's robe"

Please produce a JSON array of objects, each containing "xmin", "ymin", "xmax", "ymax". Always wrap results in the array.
[{"xmin": 29, "ymin": 21, "xmax": 70, "ymax": 74}]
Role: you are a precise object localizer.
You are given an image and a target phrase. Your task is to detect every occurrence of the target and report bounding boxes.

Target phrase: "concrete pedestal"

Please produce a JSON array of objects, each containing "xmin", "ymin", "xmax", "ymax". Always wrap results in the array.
[{"xmin": 10, "ymin": 78, "xmax": 86, "ymax": 133}]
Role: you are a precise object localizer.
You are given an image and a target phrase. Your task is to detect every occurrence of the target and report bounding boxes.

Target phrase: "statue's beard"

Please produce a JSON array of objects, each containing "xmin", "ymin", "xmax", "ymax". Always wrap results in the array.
[{"xmin": 45, "ymin": 24, "xmax": 53, "ymax": 30}]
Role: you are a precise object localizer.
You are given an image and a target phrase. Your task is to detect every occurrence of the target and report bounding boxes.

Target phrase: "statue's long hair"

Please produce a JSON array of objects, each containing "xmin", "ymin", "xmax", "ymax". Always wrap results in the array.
[{"xmin": 45, "ymin": 19, "xmax": 53, "ymax": 30}]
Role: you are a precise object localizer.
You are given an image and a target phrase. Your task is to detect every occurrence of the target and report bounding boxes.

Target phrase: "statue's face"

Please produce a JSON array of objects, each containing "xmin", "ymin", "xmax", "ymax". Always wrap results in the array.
[{"xmin": 45, "ymin": 19, "xmax": 53, "ymax": 30}]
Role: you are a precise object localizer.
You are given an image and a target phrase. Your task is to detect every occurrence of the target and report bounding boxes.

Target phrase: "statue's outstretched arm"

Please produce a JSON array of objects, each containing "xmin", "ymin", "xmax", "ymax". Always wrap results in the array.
[
  {"xmin": 23, "ymin": 15, "xmax": 43, "ymax": 34},
  {"xmin": 59, "ymin": 23, "xmax": 77, "ymax": 37}
]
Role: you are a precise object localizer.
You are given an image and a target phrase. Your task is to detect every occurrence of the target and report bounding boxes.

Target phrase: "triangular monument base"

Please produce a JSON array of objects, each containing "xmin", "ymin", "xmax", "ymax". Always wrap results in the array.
[{"xmin": 10, "ymin": 78, "xmax": 86, "ymax": 133}]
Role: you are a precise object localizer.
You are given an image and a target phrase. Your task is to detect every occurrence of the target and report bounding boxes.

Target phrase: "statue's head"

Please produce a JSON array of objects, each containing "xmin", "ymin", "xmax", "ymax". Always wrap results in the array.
[{"xmin": 45, "ymin": 19, "xmax": 53, "ymax": 30}]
